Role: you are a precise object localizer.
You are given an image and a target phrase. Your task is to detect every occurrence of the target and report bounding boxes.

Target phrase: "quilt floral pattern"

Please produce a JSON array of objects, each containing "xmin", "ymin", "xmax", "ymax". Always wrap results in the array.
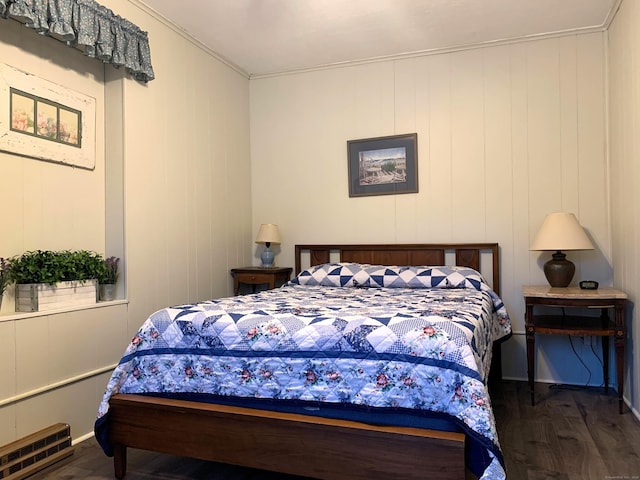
[{"xmin": 97, "ymin": 273, "xmax": 511, "ymax": 480}]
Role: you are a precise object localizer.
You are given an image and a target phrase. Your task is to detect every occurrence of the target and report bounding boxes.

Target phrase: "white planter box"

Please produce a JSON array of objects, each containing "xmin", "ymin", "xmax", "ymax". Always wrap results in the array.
[{"xmin": 15, "ymin": 280, "xmax": 97, "ymax": 312}]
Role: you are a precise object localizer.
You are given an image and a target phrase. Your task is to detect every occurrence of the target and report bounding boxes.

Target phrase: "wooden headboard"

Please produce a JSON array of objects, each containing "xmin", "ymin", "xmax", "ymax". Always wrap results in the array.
[{"xmin": 294, "ymin": 243, "xmax": 500, "ymax": 295}]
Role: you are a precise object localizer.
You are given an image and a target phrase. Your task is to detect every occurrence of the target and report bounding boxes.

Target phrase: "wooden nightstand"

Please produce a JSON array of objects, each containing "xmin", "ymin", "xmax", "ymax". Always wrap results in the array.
[
  {"xmin": 230, "ymin": 267, "xmax": 293, "ymax": 296},
  {"xmin": 523, "ymin": 285, "xmax": 628, "ymax": 414}
]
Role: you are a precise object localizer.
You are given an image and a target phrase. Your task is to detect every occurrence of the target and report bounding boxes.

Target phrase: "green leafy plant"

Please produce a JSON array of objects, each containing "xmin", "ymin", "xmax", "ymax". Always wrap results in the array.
[
  {"xmin": 7, "ymin": 250, "xmax": 105, "ymax": 285},
  {"xmin": 97, "ymin": 256, "xmax": 120, "ymax": 284}
]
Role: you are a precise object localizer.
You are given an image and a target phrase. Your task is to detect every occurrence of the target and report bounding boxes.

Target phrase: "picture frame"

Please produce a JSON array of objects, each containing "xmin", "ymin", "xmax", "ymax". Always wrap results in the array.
[
  {"xmin": 347, "ymin": 133, "xmax": 418, "ymax": 197},
  {"xmin": 0, "ymin": 63, "xmax": 95, "ymax": 170},
  {"xmin": 11, "ymin": 88, "xmax": 82, "ymax": 147}
]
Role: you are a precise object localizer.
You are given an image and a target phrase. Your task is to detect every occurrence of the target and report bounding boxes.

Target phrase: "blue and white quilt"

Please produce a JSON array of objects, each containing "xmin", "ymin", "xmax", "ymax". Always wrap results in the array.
[{"xmin": 96, "ymin": 263, "xmax": 512, "ymax": 480}]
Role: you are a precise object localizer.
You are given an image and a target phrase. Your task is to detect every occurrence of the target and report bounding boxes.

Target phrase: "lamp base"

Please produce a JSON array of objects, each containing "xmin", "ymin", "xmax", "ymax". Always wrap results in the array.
[
  {"xmin": 543, "ymin": 251, "xmax": 575, "ymax": 288},
  {"xmin": 261, "ymin": 248, "xmax": 275, "ymax": 268}
]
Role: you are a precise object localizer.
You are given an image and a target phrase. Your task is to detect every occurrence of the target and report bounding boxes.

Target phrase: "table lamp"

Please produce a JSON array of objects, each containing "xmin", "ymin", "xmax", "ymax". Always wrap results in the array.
[
  {"xmin": 255, "ymin": 224, "xmax": 281, "ymax": 267},
  {"xmin": 530, "ymin": 212, "xmax": 594, "ymax": 287}
]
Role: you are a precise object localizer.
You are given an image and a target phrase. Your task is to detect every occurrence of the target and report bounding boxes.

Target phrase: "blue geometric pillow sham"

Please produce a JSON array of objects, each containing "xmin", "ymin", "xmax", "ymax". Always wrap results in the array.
[{"xmin": 289, "ymin": 262, "xmax": 488, "ymax": 291}]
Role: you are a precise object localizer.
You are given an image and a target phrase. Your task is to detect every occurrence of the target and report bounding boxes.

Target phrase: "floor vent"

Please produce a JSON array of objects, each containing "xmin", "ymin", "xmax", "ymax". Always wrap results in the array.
[{"xmin": 0, "ymin": 423, "xmax": 74, "ymax": 480}]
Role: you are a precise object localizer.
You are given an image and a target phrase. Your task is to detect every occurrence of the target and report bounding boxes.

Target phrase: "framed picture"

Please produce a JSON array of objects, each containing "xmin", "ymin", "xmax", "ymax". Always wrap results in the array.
[
  {"xmin": 347, "ymin": 133, "xmax": 418, "ymax": 197},
  {"xmin": 11, "ymin": 89, "xmax": 82, "ymax": 146},
  {"xmin": 0, "ymin": 63, "xmax": 95, "ymax": 170}
]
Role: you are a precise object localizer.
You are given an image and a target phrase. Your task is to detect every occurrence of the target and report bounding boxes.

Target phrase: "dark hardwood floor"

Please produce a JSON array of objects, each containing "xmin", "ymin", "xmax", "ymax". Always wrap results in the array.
[
  {"xmin": 26, "ymin": 381, "xmax": 640, "ymax": 479},
  {"xmin": 492, "ymin": 380, "xmax": 640, "ymax": 480}
]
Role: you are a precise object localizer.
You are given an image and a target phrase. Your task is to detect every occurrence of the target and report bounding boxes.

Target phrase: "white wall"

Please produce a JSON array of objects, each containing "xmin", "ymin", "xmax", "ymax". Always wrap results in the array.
[
  {"xmin": 0, "ymin": 12, "xmax": 109, "ymax": 446},
  {"xmin": 0, "ymin": 0, "xmax": 252, "ymax": 446},
  {"xmin": 0, "ymin": 17, "xmax": 106, "ymax": 270},
  {"xmin": 608, "ymin": 0, "xmax": 640, "ymax": 416},
  {"xmin": 111, "ymin": 0, "xmax": 253, "ymax": 326},
  {"xmin": 250, "ymin": 33, "xmax": 611, "ymax": 388}
]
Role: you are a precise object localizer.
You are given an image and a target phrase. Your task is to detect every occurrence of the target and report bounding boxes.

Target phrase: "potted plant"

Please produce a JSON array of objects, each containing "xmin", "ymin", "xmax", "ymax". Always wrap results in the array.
[
  {"xmin": 97, "ymin": 256, "xmax": 119, "ymax": 301},
  {"xmin": 8, "ymin": 249, "xmax": 104, "ymax": 312}
]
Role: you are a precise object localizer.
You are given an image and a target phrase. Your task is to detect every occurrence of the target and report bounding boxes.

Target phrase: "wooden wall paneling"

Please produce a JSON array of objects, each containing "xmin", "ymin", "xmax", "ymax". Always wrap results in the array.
[
  {"xmin": 165, "ymin": 38, "xmax": 191, "ymax": 307},
  {"xmin": 526, "ymin": 40, "xmax": 562, "ymax": 223},
  {"xmin": 575, "ymin": 33, "xmax": 610, "ymax": 284},
  {"xmin": 394, "ymin": 58, "xmax": 418, "ymax": 135},
  {"xmin": 450, "ymin": 49, "xmax": 486, "ymax": 240},
  {"xmin": 392, "ymin": 59, "xmax": 421, "ymax": 242},
  {"xmin": 509, "ymin": 42, "xmax": 537, "ymax": 318},
  {"xmin": 608, "ymin": 0, "xmax": 640, "ymax": 415},
  {"xmin": 482, "ymin": 45, "xmax": 514, "ymax": 287},
  {"xmin": 525, "ymin": 33, "xmax": 562, "ymax": 386},
  {"xmin": 217, "ymin": 69, "xmax": 252, "ymax": 296},
  {"xmin": 425, "ymin": 54, "xmax": 453, "ymax": 239},
  {"xmin": 190, "ymin": 55, "xmax": 213, "ymax": 304},
  {"xmin": 558, "ymin": 35, "xmax": 580, "ymax": 215}
]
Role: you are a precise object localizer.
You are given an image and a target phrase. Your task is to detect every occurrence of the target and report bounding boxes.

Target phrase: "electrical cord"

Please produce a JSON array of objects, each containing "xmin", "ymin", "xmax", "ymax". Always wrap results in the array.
[
  {"xmin": 590, "ymin": 341, "xmax": 605, "ymax": 388},
  {"xmin": 547, "ymin": 307, "xmax": 603, "ymax": 390},
  {"xmin": 568, "ymin": 334, "xmax": 592, "ymax": 387}
]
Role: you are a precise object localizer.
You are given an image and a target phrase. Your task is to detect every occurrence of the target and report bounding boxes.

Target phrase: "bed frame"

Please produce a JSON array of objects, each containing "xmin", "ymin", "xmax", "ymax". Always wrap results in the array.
[{"xmin": 107, "ymin": 243, "xmax": 500, "ymax": 480}]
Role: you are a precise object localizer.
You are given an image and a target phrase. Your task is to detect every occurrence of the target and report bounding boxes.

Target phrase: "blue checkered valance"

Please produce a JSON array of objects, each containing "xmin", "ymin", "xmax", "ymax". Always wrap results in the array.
[{"xmin": 1, "ymin": 0, "xmax": 154, "ymax": 82}]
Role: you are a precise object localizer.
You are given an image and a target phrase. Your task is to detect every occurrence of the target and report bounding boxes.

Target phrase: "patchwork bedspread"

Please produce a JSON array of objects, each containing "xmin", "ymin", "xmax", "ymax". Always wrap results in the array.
[{"xmin": 96, "ymin": 265, "xmax": 511, "ymax": 480}]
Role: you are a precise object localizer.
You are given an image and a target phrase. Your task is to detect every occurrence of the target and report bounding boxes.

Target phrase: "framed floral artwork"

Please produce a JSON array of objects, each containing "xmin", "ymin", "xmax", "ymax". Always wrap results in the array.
[{"xmin": 0, "ymin": 63, "xmax": 95, "ymax": 170}]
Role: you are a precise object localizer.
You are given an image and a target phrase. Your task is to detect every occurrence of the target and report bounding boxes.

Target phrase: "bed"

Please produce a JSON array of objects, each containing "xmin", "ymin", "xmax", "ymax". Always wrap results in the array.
[{"xmin": 95, "ymin": 243, "xmax": 511, "ymax": 480}]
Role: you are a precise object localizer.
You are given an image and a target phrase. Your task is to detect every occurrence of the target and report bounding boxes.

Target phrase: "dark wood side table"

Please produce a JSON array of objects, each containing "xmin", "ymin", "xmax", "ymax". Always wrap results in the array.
[
  {"xmin": 230, "ymin": 267, "xmax": 293, "ymax": 296},
  {"xmin": 524, "ymin": 285, "xmax": 628, "ymax": 414}
]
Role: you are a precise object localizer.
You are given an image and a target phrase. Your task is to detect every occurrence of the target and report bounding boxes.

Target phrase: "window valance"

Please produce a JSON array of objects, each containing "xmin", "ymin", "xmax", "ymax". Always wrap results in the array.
[{"xmin": 1, "ymin": 0, "xmax": 155, "ymax": 82}]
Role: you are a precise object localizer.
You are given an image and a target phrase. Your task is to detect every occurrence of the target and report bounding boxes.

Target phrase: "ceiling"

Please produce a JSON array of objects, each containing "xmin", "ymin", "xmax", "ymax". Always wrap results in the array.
[{"xmin": 139, "ymin": 0, "xmax": 619, "ymax": 77}]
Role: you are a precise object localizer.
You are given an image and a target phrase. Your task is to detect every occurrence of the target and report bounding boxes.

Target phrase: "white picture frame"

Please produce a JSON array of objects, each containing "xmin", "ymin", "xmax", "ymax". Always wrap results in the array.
[{"xmin": 0, "ymin": 63, "xmax": 96, "ymax": 170}]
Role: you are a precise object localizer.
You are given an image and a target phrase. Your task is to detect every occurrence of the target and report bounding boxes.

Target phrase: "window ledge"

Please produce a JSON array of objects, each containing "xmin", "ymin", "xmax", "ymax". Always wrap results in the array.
[{"xmin": 0, "ymin": 299, "xmax": 128, "ymax": 323}]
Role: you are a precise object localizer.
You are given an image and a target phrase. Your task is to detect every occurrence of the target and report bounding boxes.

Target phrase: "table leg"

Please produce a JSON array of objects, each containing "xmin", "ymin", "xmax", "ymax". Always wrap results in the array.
[
  {"xmin": 614, "ymin": 333, "xmax": 625, "ymax": 414},
  {"xmin": 602, "ymin": 335, "xmax": 609, "ymax": 394},
  {"xmin": 526, "ymin": 304, "xmax": 535, "ymax": 406},
  {"xmin": 614, "ymin": 301, "xmax": 626, "ymax": 414}
]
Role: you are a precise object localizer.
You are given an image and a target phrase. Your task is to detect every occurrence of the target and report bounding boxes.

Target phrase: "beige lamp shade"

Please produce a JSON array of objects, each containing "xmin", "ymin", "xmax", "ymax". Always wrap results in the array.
[
  {"xmin": 530, "ymin": 213, "xmax": 594, "ymax": 251},
  {"xmin": 530, "ymin": 213, "xmax": 594, "ymax": 287},
  {"xmin": 255, "ymin": 224, "xmax": 281, "ymax": 245}
]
